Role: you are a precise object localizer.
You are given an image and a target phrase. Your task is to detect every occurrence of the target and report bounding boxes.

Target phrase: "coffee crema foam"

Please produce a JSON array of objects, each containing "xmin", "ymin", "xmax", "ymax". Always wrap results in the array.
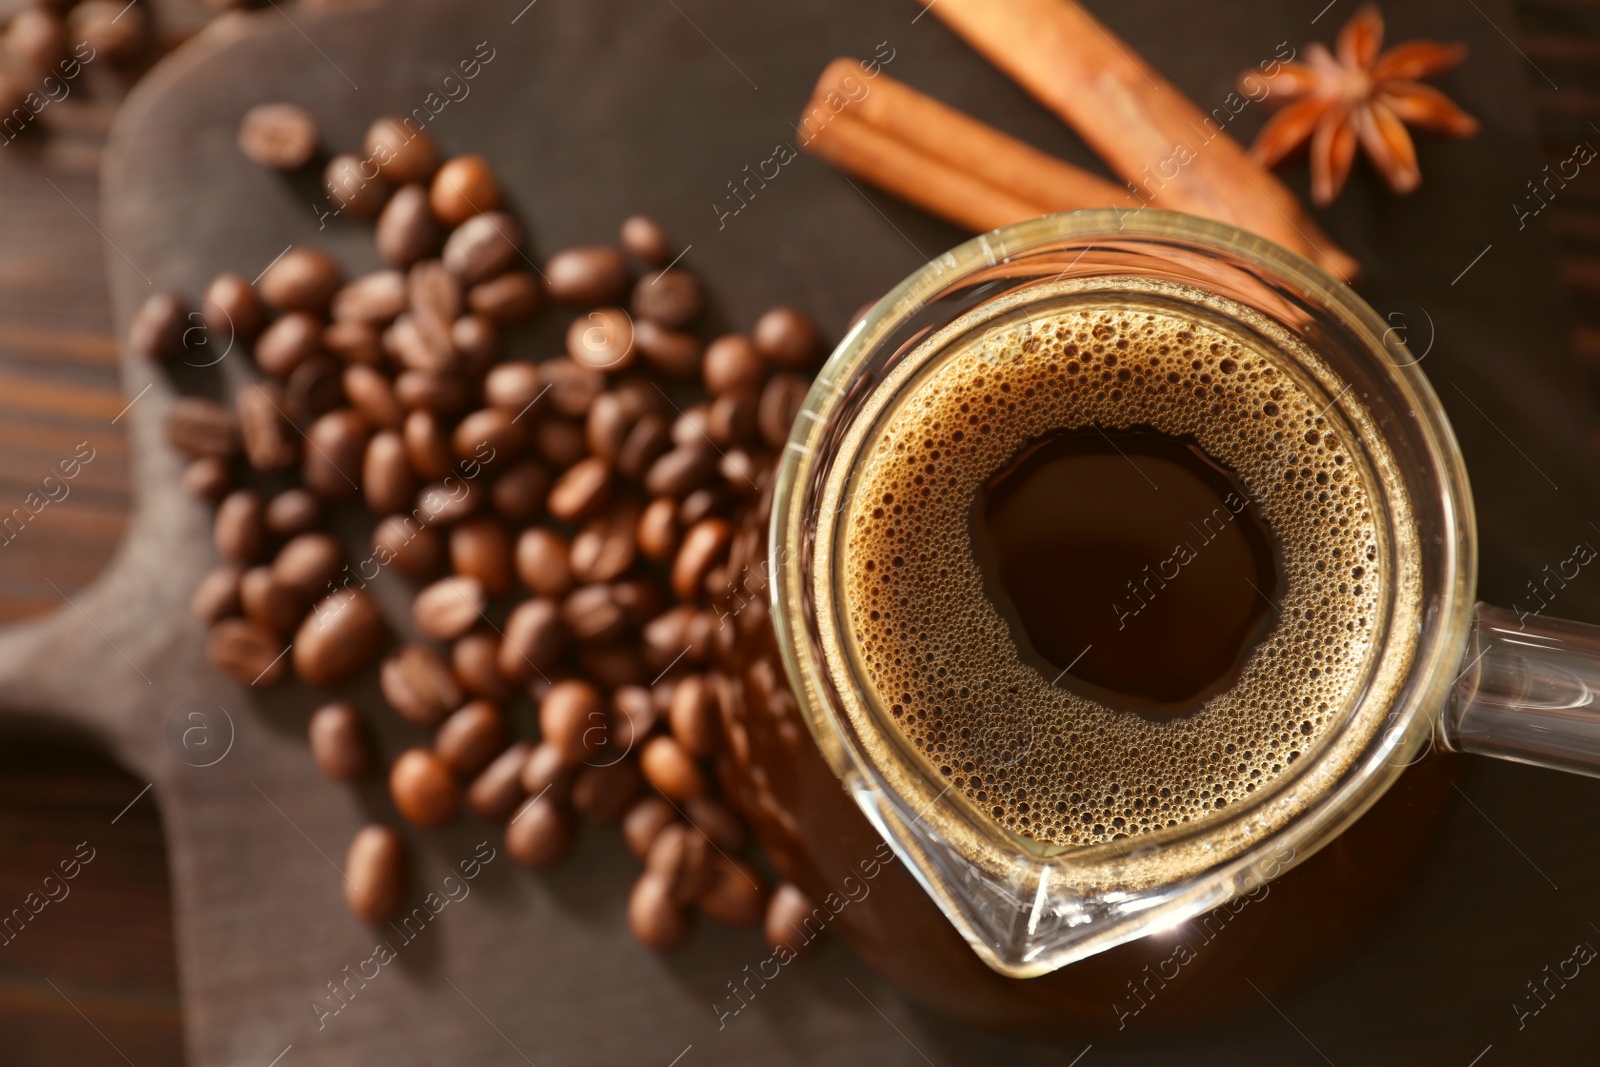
[{"xmin": 837, "ymin": 298, "xmax": 1390, "ymax": 847}]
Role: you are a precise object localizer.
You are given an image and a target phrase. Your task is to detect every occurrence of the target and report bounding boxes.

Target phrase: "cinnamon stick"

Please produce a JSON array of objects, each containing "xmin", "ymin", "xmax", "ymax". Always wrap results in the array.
[
  {"xmin": 919, "ymin": 0, "xmax": 1360, "ymax": 281},
  {"xmin": 802, "ymin": 107, "xmax": 1050, "ymax": 233},
  {"xmin": 810, "ymin": 58, "xmax": 1138, "ymax": 213}
]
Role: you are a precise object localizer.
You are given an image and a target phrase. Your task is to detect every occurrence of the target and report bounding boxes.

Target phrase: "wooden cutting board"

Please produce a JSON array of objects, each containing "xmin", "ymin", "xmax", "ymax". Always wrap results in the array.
[{"xmin": 6, "ymin": 0, "xmax": 1600, "ymax": 1063}]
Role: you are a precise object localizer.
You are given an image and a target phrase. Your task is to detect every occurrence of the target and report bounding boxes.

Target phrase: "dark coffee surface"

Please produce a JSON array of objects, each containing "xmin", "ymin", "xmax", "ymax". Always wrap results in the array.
[{"xmin": 976, "ymin": 427, "xmax": 1280, "ymax": 715}]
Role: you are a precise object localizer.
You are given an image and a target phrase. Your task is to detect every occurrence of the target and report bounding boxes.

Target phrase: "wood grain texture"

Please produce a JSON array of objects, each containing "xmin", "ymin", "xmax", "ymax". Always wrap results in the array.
[{"xmin": 4, "ymin": 0, "xmax": 1600, "ymax": 1065}]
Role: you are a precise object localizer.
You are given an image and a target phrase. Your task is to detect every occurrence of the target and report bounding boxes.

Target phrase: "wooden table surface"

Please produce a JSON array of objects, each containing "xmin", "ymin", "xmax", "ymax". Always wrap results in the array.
[{"xmin": 4, "ymin": 0, "xmax": 1600, "ymax": 1063}]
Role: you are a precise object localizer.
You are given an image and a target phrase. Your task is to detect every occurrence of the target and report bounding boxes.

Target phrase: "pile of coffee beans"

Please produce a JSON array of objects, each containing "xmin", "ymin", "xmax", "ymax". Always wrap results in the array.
[
  {"xmin": 139, "ymin": 108, "xmax": 826, "ymax": 955},
  {"xmin": 0, "ymin": 0, "xmax": 150, "ymax": 118}
]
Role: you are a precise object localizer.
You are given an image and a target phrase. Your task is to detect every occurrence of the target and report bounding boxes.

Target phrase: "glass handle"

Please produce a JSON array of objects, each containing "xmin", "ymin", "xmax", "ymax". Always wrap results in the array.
[{"xmin": 1444, "ymin": 602, "xmax": 1600, "ymax": 777}]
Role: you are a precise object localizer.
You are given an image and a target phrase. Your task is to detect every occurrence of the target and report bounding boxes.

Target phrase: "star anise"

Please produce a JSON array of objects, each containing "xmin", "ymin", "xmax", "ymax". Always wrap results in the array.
[{"xmin": 1242, "ymin": 4, "xmax": 1479, "ymax": 205}]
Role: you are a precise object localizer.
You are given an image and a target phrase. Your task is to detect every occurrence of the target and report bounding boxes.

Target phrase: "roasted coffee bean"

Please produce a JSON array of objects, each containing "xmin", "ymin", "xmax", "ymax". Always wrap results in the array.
[
  {"xmin": 362, "ymin": 431, "xmax": 416, "ymax": 514},
  {"xmin": 707, "ymin": 388, "xmax": 758, "ymax": 447},
  {"xmin": 671, "ymin": 405, "xmax": 713, "ymax": 447},
  {"xmin": 70, "ymin": 0, "xmax": 145, "ymax": 62},
  {"xmin": 374, "ymin": 515, "xmax": 445, "ymax": 582},
  {"xmin": 612, "ymin": 685, "xmax": 658, "ymax": 747},
  {"xmin": 453, "ymin": 407, "xmax": 520, "ymax": 461},
  {"xmin": 452, "ymin": 315, "xmax": 498, "ymax": 376},
  {"xmin": 207, "ymin": 617, "xmax": 286, "ymax": 684},
  {"xmin": 394, "ymin": 370, "xmax": 471, "ymax": 416},
  {"xmin": 401, "ymin": 410, "xmax": 453, "ymax": 480},
  {"xmin": 284, "ymin": 355, "xmax": 346, "ymax": 424},
  {"xmin": 254, "ymin": 311, "xmax": 322, "ymax": 378},
  {"xmin": 450, "ymin": 518, "xmax": 513, "ymax": 597},
  {"xmin": 375, "ymin": 184, "xmax": 440, "ymax": 268},
  {"xmin": 264, "ymin": 488, "xmax": 321, "ymax": 538},
  {"xmin": 672, "ymin": 518, "xmax": 731, "ymax": 599},
  {"xmin": 491, "ymin": 460, "xmax": 550, "ymax": 523},
  {"xmin": 499, "ymin": 598, "xmax": 564, "ymax": 682},
  {"xmin": 435, "ymin": 699, "xmax": 506, "ymax": 777},
  {"xmin": 634, "ymin": 319, "xmax": 702, "ymax": 378},
  {"xmin": 631, "ymin": 270, "xmax": 701, "ymax": 329},
  {"xmin": 257, "ymin": 248, "xmax": 342, "ymax": 313},
  {"xmin": 294, "ymin": 588, "xmax": 386, "ymax": 686},
  {"xmin": 675, "ymin": 487, "xmax": 720, "ymax": 528},
  {"xmin": 236, "ymin": 383, "xmax": 299, "ymax": 471},
  {"xmin": 612, "ymin": 578, "xmax": 664, "ymax": 628},
  {"xmin": 520, "ymin": 740, "xmax": 576, "ymax": 796},
  {"xmin": 442, "ymin": 211, "xmax": 523, "ymax": 285},
  {"xmin": 342, "ymin": 365, "xmax": 402, "ymax": 430},
  {"xmin": 214, "ymin": 489, "xmax": 267, "ymax": 563},
  {"xmin": 562, "ymin": 584, "xmax": 627, "ymax": 644},
  {"xmin": 364, "ymin": 116, "xmax": 440, "ymax": 184},
  {"xmin": 584, "ymin": 393, "xmax": 633, "ymax": 462},
  {"xmin": 515, "ymin": 528, "xmax": 573, "ymax": 597},
  {"xmin": 5, "ymin": 9, "xmax": 65, "ymax": 76},
  {"xmin": 506, "ymin": 794, "xmax": 574, "ymax": 868},
  {"xmin": 703, "ymin": 334, "xmax": 764, "ymax": 394},
  {"xmin": 578, "ymin": 643, "xmax": 648, "ymax": 689},
  {"xmin": 684, "ymin": 797, "xmax": 745, "ymax": 851},
  {"xmin": 200, "ymin": 272, "xmax": 264, "ymax": 344},
  {"xmin": 540, "ymin": 679, "xmax": 604, "ymax": 763},
  {"xmin": 611, "ymin": 416, "xmax": 667, "ymax": 483},
  {"xmin": 572, "ymin": 760, "xmax": 642, "ymax": 823},
  {"xmin": 645, "ymin": 822, "xmax": 711, "ymax": 905},
  {"xmin": 430, "ymin": 154, "xmax": 500, "ymax": 226},
  {"xmin": 641, "ymin": 605, "xmax": 694, "ymax": 670},
  {"xmin": 630, "ymin": 872, "xmax": 690, "ymax": 950},
  {"xmin": 182, "ymin": 456, "xmax": 232, "ymax": 501},
  {"xmin": 309, "ymin": 701, "xmax": 370, "ymax": 781},
  {"xmin": 669, "ymin": 674, "xmax": 717, "ymax": 758},
  {"xmin": 644, "ymin": 444, "xmax": 716, "ymax": 498},
  {"xmin": 237, "ymin": 102, "xmax": 317, "ymax": 170},
  {"xmin": 384, "ymin": 314, "xmax": 455, "ymax": 375},
  {"xmin": 272, "ymin": 531, "xmax": 342, "ymax": 602},
  {"xmin": 413, "ymin": 576, "xmax": 486, "ymax": 641},
  {"xmin": 759, "ymin": 372, "xmax": 809, "ymax": 449},
  {"xmin": 569, "ymin": 502, "xmax": 638, "ymax": 584},
  {"xmin": 539, "ymin": 357, "xmax": 605, "ymax": 419},
  {"xmin": 619, "ymin": 215, "xmax": 672, "ymax": 265},
  {"xmin": 753, "ymin": 306, "xmax": 823, "ymax": 369},
  {"xmin": 333, "ymin": 270, "xmax": 408, "ymax": 325},
  {"xmin": 344, "ymin": 825, "xmax": 404, "ymax": 923},
  {"xmin": 636, "ymin": 497, "xmax": 680, "ymax": 562},
  {"xmin": 467, "ymin": 740, "xmax": 531, "ymax": 821},
  {"xmin": 324, "ymin": 153, "xmax": 391, "ymax": 218},
  {"xmin": 468, "ymin": 271, "xmax": 541, "ymax": 324},
  {"xmin": 534, "ymin": 420, "xmax": 587, "ymax": 470},
  {"xmin": 129, "ymin": 292, "xmax": 188, "ymax": 361},
  {"xmin": 720, "ymin": 447, "xmax": 762, "ymax": 490},
  {"xmin": 302, "ymin": 409, "xmax": 367, "ymax": 500},
  {"xmin": 482, "ymin": 361, "xmax": 541, "ymax": 414},
  {"xmin": 764, "ymin": 884, "xmax": 817, "ymax": 954},
  {"xmin": 167, "ymin": 396, "xmax": 237, "ymax": 458},
  {"xmin": 453, "ymin": 631, "xmax": 511, "ymax": 700},
  {"xmin": 380, "ymin": 644, "xmax": 463, "ymax": 727},
  {"xmin": 416, "ymin": 479, "xmax": 480, "ymax": 524},
  {"xmin": 698, "ymin": 856, "xmax": 764, "ymax": 926},
  {"xmin": 545, "ymin": 245, "xmax": 629, "ymax": 305},
  {"xmin": 547, "ymin": 457, "xmax": 611, "ymax": 522},
  {"xmin": 567, "ymin": 307, "xmax": 635, "ymax": 372},
  {"xmin": 640, "ymin": 736, "xmax": 706, "ymax": 800},
  {"xmin": 623, "ymin": 796, "xmax": 677, "ymax": 861},
  {"xmin": 408, "ymin": 259, "xmax": 463, "ymax": 326},
  {"xmin": 323, "ymin": 319, "xmax": 382, "ymax": 366},
  {"xmin": 390, "ymin": 748, "xmax": 459, "ymax": 827},
  {"xmin": 191, "ymin": 564, "xmax": 243, "ymax": 624}
]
